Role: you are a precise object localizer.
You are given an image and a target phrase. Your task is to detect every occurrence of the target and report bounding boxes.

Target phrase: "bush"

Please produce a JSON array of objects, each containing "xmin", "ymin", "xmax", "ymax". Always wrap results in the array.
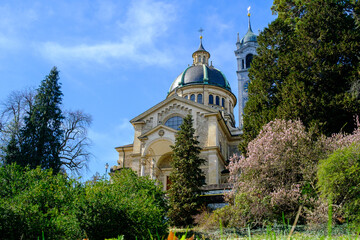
[
  {"xmin": 317, "ymin": 143, "xmax": 360, "ymax": 224},
  {"xmin": 0, "ymin": 165, "xmax": 168, "ymax": 240},
  {"xmin": 221, "ymin": 118, "xmax": 360, "ymax": 228},
  {"xmin": 77, "ymin": 168, "xmax": 168, "ymax": 240},
  {"xmin": 224, "ymin": 120, "xmax": 318, "ymax": 227},
  {"xmin": 0, "ymin": 164, "xmax": 83, "ymax": 239}
]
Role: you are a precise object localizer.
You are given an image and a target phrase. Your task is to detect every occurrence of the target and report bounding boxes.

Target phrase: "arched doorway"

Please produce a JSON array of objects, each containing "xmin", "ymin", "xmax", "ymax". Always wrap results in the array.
[
  {"xmin": 156, "ymin": 153, "xmax": 172, "ymax": 190},
  {"xmin": 144, "ymin": 139, "xmax": 173, "ymax": 191}
]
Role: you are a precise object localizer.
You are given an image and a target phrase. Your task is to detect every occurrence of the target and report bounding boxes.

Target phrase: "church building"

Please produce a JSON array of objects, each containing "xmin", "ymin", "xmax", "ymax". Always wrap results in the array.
[{"xmin": 112, "ymin": 12, "xmax": 257, "ymax": 191}]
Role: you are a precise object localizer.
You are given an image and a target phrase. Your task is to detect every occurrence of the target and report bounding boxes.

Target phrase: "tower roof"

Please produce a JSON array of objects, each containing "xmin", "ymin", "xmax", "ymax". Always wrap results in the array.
[{"xmin": 237, "ymin": 7, "xmax": 257, "ymax": 45}]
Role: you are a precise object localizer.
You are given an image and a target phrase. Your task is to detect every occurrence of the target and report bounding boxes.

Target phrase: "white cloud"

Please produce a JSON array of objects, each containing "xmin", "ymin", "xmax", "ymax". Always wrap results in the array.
[
  {"xmin": 41, "ymin": 41, "xmax": 171, "ymax": 66},
  {"xmin": 0, "ymin": 5, "xmax": 38, "ymax": 50},
  {"xmin": 205, "ymin": 14, "xmax": 232, "ymax": 34},
  {"xmin": 39, "ymin": 0, "xmax": 177, "ymax": 67}
]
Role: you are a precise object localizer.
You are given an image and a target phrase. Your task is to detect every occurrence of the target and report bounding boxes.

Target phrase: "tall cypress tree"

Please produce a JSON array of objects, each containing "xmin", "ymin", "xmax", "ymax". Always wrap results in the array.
[
  {"xmin": 240, "ymin": 0, "xmax": 360, "ymax": 152},
  {"xmin": 168, "ymin": 115, "xmax": 205, "ymax": 227},
  {"xmin": 20, "ymin": 67, "xmax": 64, "ymax": 173}
]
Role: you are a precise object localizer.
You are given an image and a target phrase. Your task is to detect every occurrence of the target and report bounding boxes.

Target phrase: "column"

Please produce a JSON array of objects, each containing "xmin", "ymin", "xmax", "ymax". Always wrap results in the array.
[{"xmin": 140, "ymin": 158, "xmax": 146, "ymax": 176}]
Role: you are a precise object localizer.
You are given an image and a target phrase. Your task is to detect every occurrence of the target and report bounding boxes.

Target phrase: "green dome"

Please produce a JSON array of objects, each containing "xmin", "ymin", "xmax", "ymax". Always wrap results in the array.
[{"xmin": 169, "ymin": 64, "xmax": 231, "ymax": 93}]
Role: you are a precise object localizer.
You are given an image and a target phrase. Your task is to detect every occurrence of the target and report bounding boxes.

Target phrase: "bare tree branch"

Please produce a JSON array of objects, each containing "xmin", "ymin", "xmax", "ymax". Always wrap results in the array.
[
  {"xmin": 59, "ymin": 110, "xmax": 92, "ymax": 174},
  {"xmin": 0, "ymin": 88, "xmax": 92, "ymax": 174}
]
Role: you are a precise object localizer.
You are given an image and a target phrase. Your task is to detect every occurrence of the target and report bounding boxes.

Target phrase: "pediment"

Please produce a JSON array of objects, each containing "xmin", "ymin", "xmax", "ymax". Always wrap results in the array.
[
  {"xmin": 138, "ymin": 124, "xmax": 177, "ymax": 139},
  {"xmin": 130, "ymin": 95, "xmax": 217, "ymax": 124}
]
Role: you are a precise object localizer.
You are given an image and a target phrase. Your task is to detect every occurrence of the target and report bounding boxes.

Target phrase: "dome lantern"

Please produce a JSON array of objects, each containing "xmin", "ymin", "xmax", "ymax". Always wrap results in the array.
[{"xmin": 192, "ymin": 32, "xmax": 210, "ymax": 66}]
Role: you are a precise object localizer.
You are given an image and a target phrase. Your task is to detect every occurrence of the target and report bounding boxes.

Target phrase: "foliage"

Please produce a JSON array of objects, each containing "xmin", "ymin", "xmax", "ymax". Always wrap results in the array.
[
  {"xmin": 224, "ymin": 119, "xmax": 318, "ymax": 227},
  {"xmin": 317, "ymin": 143, "xmax": 360, "ymax": 225},
  {"xmin": 222, "ymin": 118, "xmax": 360, "ymax": 228},
  {"xmin": 0, "ymin": 70, "xmax": 92, "ymax": 173},
  {"xmin": 77, "ymin": 168, "xmax": 168, "ymax": 240},
  {"xmin": 0, "ymin": 164, "xmax": 83, "ymax": 239},
  {"xmin": 168, "ymin": 114, "xmax": 205, "ymax": 227},
  {"xmin": 0, "ymin": 165, "xmax": 168, "ymax": 240},
  {"xmin": 240, "ymin": 0, "xmax": 360, "ymax": 152}
]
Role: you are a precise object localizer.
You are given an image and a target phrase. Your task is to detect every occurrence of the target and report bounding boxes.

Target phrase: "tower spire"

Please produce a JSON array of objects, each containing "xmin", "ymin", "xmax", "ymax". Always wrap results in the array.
[
  {"xmin": 198, "ymin": 28, "xmax": 205, "ymax": 50},
  {"xmin": 247, "ymin": 6, "xmax": 253, "ymax": 32}
]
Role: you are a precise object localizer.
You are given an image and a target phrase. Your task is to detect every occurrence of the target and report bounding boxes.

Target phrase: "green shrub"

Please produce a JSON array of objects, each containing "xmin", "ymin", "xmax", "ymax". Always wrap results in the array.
[
  {"xmin": 77, "ymin": 168, "xmax": 168, "ymax": 240},
  {"xmin": 317, "ymin": 143, "xmax": 360, "ymax": 224},
  {"xmin": 0, "ymin": 164, "xmax": 83, "ymax": 239},
  {"xmin": 0, "ymin": 165, "xmax": 168, "ymax": 240}
]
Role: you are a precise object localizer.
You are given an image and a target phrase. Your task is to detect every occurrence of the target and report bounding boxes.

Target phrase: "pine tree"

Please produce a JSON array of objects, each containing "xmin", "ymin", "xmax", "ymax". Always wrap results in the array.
[
  {"xmin": 3, "ymin": 134, "xmax": 20, "ymax": 165},
  {"xmin": 20, "ymin": 67, "xmax": 64, "ymax": 173},
  {"xmin": 240, "ymin": 0, "xmax": 360, "ymax": 152},
  {"xmin": 168, "ymin": 114, "xmax": 205, "ymax": 227}
]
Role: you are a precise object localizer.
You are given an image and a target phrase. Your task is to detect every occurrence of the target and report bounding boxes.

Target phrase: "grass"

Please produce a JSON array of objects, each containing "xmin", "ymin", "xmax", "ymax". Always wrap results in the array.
[
  {"xmin": 172, "ymin": 224, "xmax": 360, "ymax": 240},
  {"xmin": 36, "ymin": 227, "xmax": 359, "ymax": 240}
]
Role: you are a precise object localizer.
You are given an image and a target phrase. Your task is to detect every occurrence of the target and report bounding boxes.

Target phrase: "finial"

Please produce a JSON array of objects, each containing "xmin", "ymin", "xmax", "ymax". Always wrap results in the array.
[
  {"xmin": 247, "ymin": 6, "xmax": 251, "ymax": 17},
  {"xmin": 198, "ymin": 27, "xmax": 204, "ymax": 42},
  {"xmin": 237, "ymin": 32, "xmax": 240, "ymax": 42}
]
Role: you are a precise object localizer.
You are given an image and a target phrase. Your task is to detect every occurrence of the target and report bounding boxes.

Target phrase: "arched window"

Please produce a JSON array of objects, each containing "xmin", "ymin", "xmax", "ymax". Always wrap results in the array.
[
  {"xmin": 165, "ymin": 116, "xmax": 183, "ymax": 130},
  {"xmin": 246, "ymin": 54, "xmax": 253, "ymax": 68},
  {"xmin": 209, "ymin": 95, "xmax": 214, "ymax": 104},
  {"xmin": 202, "ymin": 56, "xmax": 205, "ymax": 63},
  {"xmin": 190, "ymin": 94, "xmax": 195, "ymax": 102},
  {"xmin": 184, "ymin": 95, "xmax": 188, "ymax": 99},
  {"xmin": 216, "ymin": 96, "xmax": 220, "ymax": 105},
  {"xmin": 222, "ymin": 98, "xmax": 225, "ymax": 107},
  {"xmin": 197, "ymin": 94, "xmax": 203, "ymax": 104}
]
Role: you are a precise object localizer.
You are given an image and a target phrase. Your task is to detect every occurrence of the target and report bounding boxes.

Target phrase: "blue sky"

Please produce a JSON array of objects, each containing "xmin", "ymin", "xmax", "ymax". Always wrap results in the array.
[{"xmin": 0, "ymin": 0, "xmax": 276, "ymax": 180}]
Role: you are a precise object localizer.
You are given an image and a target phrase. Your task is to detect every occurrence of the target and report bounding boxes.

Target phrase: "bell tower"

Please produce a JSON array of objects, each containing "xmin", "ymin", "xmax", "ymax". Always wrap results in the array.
[{"xmin": 235, "ymin": 6, "xmax": 258, "ymax": 129}]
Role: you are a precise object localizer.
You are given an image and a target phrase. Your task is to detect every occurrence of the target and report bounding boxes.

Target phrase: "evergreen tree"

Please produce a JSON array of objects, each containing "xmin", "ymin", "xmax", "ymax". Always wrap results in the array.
[
  {"xmin": 168, "ymin": 115, "xmax": 205, "ymax": 227},
  {"xmin": 20, "ymin": 67, "xmax": 64, "ymax": 173},
  {"xmin": 240, "ymin": 0, "xmax": 360, "ymax": 152},
  {"xmin": 3, "ymin": 134, "xmax": 20, "ymax": 165}
]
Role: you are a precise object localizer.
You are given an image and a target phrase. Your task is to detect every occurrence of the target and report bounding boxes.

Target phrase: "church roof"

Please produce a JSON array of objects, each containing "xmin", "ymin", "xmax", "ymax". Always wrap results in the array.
[
  {"xmin": 169, "ymin": 65, "xmax": 231, "ymax": 93},
  {"xmin": 169, "ymin": 37, "xmax": 232, "ymax": 93}
]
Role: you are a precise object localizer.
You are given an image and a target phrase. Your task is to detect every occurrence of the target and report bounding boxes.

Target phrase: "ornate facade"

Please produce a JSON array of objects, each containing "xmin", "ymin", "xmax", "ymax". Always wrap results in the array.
[{"xmin": 112, "ymin": 15, "xmax": 258, "ymax": 191}]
